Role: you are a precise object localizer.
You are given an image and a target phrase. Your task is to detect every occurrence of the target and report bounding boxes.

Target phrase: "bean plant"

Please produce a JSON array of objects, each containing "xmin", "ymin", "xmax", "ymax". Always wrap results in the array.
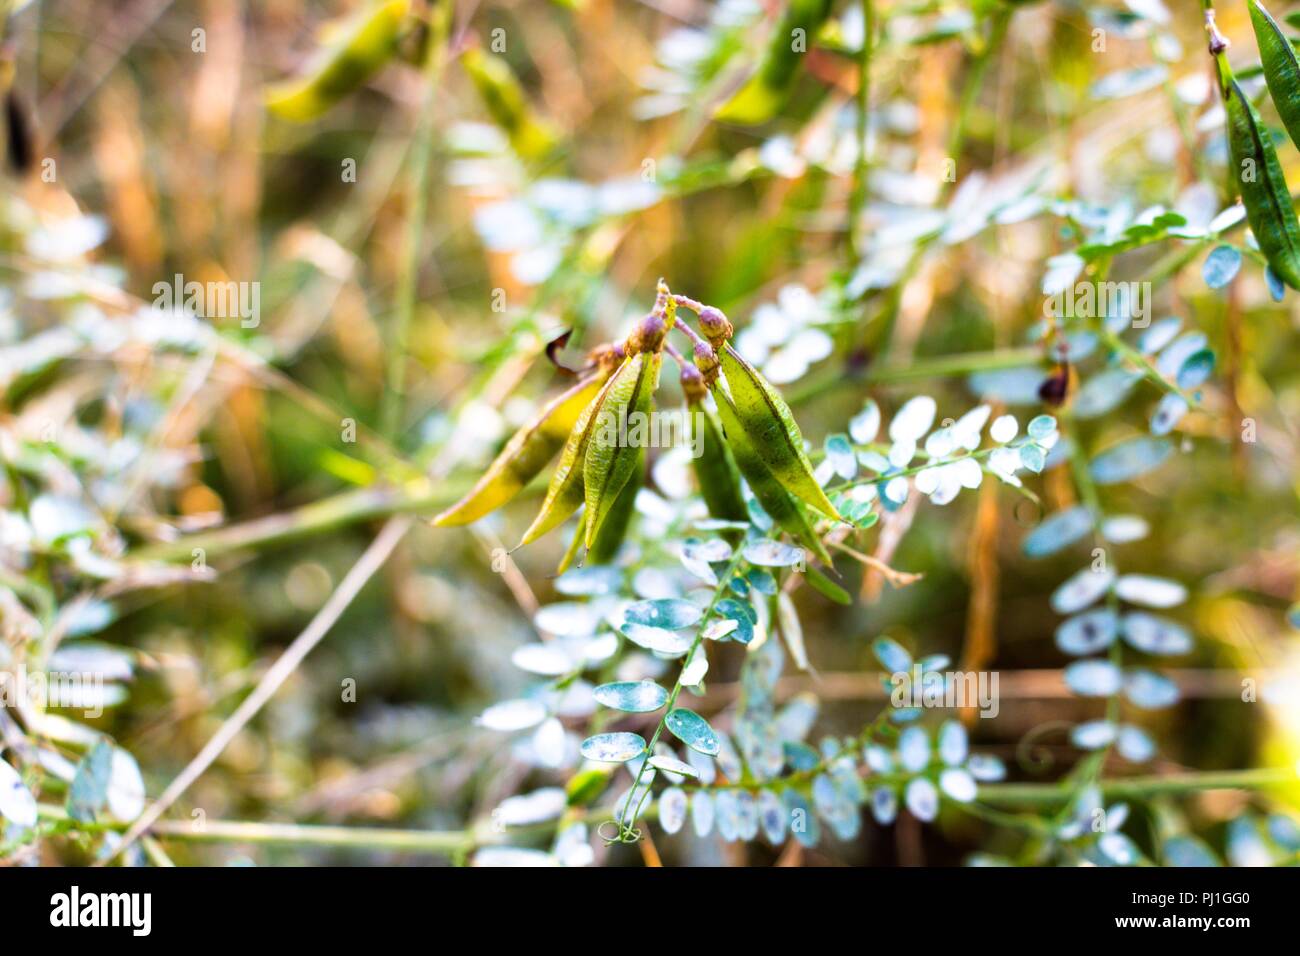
[{"xmin": 1, "ymin": 0, "xmax": 1298, "ymax": 869}]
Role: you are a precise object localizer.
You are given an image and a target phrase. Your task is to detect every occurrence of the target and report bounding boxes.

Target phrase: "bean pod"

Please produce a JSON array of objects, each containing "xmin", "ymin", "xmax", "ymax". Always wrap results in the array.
[
  {"xmin": 519, "ymin": 356, "xmax": 631, "ymax": 546},
  {"xmin": 1250, "ymin": 0, "xmax": 1300, "ymax": 152},
  {"xmin": 718, "ymin": 345, "xmax": 842, "ymax": 520},
  {"xmin": 460, "ymin": 47, "xmax": 557, "ymax": 162},
  {"xmin": 714, "ymin": 0, "xmax": 835, "ymax": 126},
  {"xmin": 433, "ymin": 371, "xmax": 610, "ymax": 527},
  {"xmin": 712, "ymin": 385, "xmax": 831, "ymax": 564},
  {"xmin": 690, "ymin": 404, "xmax": 749, "ymax": 525},
  {"xmin": 1221, "ymin": 59, "xmax": 1300, "ymax": 289},
  {"xmin": 583, "ymin": 352, "xmax": 659, "ymax": 549},
  {"xmin": 267, "ymin": 0, "xmax": 409, "ymax": 122}
]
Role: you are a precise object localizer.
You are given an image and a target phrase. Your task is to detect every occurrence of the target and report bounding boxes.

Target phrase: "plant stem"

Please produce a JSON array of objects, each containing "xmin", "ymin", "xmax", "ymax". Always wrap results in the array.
[
  {"xmin": 612, "ymin": 548, "xmax": 747, "ymax": 842},
  {"xmin": 381, "ymin": 6, "xmax": 452, "ymax": 440},
  {"xmin": 848, "ymin": 0, "xmax": 874, "ymax": 259},
  {"xmin": 788, "ymin": 345, "xmax": 1044, "ymax": 405},
  {"xmin": 129, "ymin": 478, "xmax": 465, "ymax": 562},
  {"xmin": 978, "ymin": 766, "xmax": 1295, "ymax": 807}
]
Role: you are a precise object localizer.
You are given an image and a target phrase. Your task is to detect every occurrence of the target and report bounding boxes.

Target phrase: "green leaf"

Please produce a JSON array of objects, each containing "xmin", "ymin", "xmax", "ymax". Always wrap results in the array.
[
  {"xmin": 266, "ymin": 0, "xmax": 410, "ymax": 122},
  {"xmin": 624, "ymin": 598, "xmax": 702, "ymax": 630},
  {"xmin": 579, "ymin": 732, "xmax": 646, "ymax": 763},
  {"xmin": 593, "ymin": 680, "xmax": 669, "ymax": 713},
  {"xmin": 1022, "ymin": 506, "xmax": 1094, "ymax": 558},
  {"xmin": 1250, "ymin": 1, "xmax": 1300, "ymax": 153},
  {"xmin": 1089, "ymin": 436, "xmax": 1173, "ymax": 485},
  {"xmin": 67, "ymin": 740, "xmax": 113, "ymax": 823},
  {"xmin": 647, "ymin": 754, "xmax": 699, "ymax": 778},
  {"xmin": 805, "ymin": 564, "xmax": 851, "ymax": 604},
  {"xmin": 1221, "ymin": 68, "xmax": 1300, "ymax": 289},
  {"xmin": 1202, "ymin": 245, "xmax": 1242, "ymax": 289},
  {"xmin": 714, "ymin": 0, "xmax": 836, "ymax": 126},
  {"xmin": 664, "ymin": 709, "xmax": 720, "ymax": 756}
]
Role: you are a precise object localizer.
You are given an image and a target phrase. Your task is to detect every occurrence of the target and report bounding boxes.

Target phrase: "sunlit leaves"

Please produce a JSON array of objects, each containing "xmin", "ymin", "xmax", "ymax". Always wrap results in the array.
[
  {"xmin": 0, "ymin": 758, "xmax": 37, "ymax": 828},
  {"xmin": 67, "ymin": 740, "xmax": 113, "ymax": 823},
  {"xmin": 477, "ymin": 698, "xmax": 547, "ymax": 731},
  {"xmin": 593, "ymin": 680, "xmax": 669, "ymax": 713},
  {"xmin": 1023, "ymin": 506, "xmax": 1094, "ymax": 558},
  {"xmin": 665, "ymin": 709, "xmax": 720, "ymax": 756},
  {"xmin": 659, "ymin": 787, "xmax": 688, "ymax": 834},
  {"xmin": 1089, "ymin": 436, "xmax": 1173, "ymax": 485},
  {"xmin": 1114, "ymin": 575, "xmax": 1187, "ymax": 608},
  {"xmin": 1121, "ymin": 612, "xmax": 1193, "ymax": 655},
  {"xmin": 1056, "ymin": 609, "xmax": 1120, "ymax": 656},
  {"xmin": 1202, "ymin": 245, "xmax": 1242, "ymax": 288},
  {"xmin": 580, "ymin": 732, "xmax": 647, "ymax": 763}
]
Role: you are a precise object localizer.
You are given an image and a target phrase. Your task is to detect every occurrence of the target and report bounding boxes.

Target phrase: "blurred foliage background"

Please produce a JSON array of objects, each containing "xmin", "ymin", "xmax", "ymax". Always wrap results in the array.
[{"xmin": 1, "ymin": 0, "xmax": 1299, "ymax": 866}]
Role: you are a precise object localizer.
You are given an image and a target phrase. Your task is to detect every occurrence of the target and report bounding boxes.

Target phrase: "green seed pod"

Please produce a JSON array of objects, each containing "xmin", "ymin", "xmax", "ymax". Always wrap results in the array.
[
  {"xmin": 266, "ymin": 0, "xmax": 409, "ymax": 122},
  {"xmin": 433, "ymin": 371, "xmax": 610, "ymax": 527},
  {"xmin": 583, "ymin": 353, "xmax": 659, "ymax": 549},
  {"xmin": 556, "ymin": 512, "xmax": 587, "ymax": 575},
  {"xmin": 718, "ymin": 345, "xmax": 842, "ymax": 520},
  {"xmin": 519, "ymin": 356, "xmax": 632, "ymax": 546},
  {"xmin": 1250, "ymin": 1, "xmax": 1300, "ymax": 152},
  {"xmin": 712, "ymin": 385, "xmax": 831, "ymax": 564},
  {"xmin": 566, "ymin": 764, "xmax": 614, "ymax": 807},
  {"xmin": 586, "ymin": 450, "xmax": 643, "ymax": 566},
  {"xmin": 714, "ymin": 0, "xmax": 835, "ymax": 125},
  {"xmin": 461, "ymin": 46, "xmax": 557, "ymax": 162},
  {"xmin": 1220, "ymin": 61, "xmax": 1300, "ymax": 289},
  {"xmin": 805, "ymin": 563, "xmax": 851, "ymax": 605},
  {"xmin": 690, "ymin": 404, "xmax": 748, "ymax": 524}
]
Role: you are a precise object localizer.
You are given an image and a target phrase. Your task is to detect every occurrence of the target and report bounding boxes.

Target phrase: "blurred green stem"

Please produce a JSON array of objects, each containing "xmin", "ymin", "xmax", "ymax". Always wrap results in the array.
[
  {"xmin": 788, "ymin": 344, "xmax": 1043, "ymax": 405},
  {"xmin": 859, "ymin": 7, "xmax": 1011, "ymax": 359},
  {"xmin": 848, "ymin": 0, "xmax": 873, "ymax": 259},
  {"xmin": 382, "ymin": 3, "xmax": 452, "ymax": 440},
  {"xmin": 37, "ymin": 767, "xmax": 1292, "ymax": 858}
]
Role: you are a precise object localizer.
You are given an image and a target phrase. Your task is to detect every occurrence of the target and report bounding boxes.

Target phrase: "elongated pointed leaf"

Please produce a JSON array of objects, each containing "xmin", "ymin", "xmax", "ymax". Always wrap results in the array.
[
  {"xmin": 519, "ymin": 356, "xmax": 631, "ymax": 545},
  {"xmin": 714, "ymin": 0, "xmax": 835, "ymax": 125},
  {"xmin": 1221, "ymin": 62, "xmax": 1300, "ymax": 289},
  {"xmin": 712, "ymin": 385, "xmax": 831, "ymax": 563},
  {"xmin": 461, "ymin": 47, "xmax": 557, "ymax": 162},
  {"xmin": 266, "ymin": 1, "xmax": 409, "ymax": 122},
  {"xmin": 664, "ymin": 709, "xmax": 720, "ymax": 756},
  {"xmin": 1251, "ymin": 1, "xmax": 1300, "ymax": 153},
  {"xmin": 584, "ymin": 353, "xmax": 658, "ymax": 548},
  {"xmin": 719, "ymin": 346, "xmax": 842, "ymax": 519},
  {"xmin": 434, "ymin": 372, "xmax": 609, "ymax": 526},
  {"xmin": 691, "ymin": 404, "xmax": 748, "ymax": 523},
  {"xmin": 586, "ymin": 450, "xmax": 641, "ymax": 565}
]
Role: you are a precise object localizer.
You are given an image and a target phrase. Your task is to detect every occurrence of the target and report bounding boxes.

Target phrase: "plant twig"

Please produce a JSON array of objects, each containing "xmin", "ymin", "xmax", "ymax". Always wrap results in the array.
[{"xmin": 106, "ymin": 517, "xmax": 413, "ymax": 862}]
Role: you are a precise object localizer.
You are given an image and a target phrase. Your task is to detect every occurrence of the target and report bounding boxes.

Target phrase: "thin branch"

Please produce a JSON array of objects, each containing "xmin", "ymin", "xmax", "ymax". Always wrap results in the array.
[{"xmin": 106, "ymin": 517, "xmax": 413, "ymax": 861}]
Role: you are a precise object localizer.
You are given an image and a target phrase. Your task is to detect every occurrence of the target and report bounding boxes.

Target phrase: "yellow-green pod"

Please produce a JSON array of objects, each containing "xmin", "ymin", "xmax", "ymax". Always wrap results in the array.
[
  {"xmin": 1221, "ymin": 60, "xmax": 1300, "ymax": 289},
  {"xmin": 556, "ymin": 513, "xmax": 587, "ymax": 575},
  {"xmin": 690, "ymin": 404, "xmax": 748, "ymax": 524},
  {"xmin": 266, "ymin": 1, "xmax": 409, "ymax": 122},
  {"xmin": 714, "ymin": 0, "xmax": 834, "ymax": 126},
  {"xmin": 712, "ymin": 385, "xmax": 831, "ymax": 564},
  {"xmin": 1250, "ymin": 1, "xmax": 1300, "ymax": 152},
  {"xmin": 460, "ymin": 47, "xmax": 557, "ymax": 162},
  {"xmin": 519, "ymin": 356, "xmax": 631, "ymax": 546},
  {"xmin": 583, "ymin": 353, "xmax": 658, "ymax": 549},
  {"xmin": 587, "ymin": 449, "xmax": 643, "ymax": 565},
  {"xmin": 433, "ymin": 372, "xmax": 609, "ymax": 527},
  {"xmin": 566, "ymin": 763, "xmax": 614, "ymax": 806},
  {"xmin": 718, "ymin": 345, "xmax": 842, "ymax": 520}
]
